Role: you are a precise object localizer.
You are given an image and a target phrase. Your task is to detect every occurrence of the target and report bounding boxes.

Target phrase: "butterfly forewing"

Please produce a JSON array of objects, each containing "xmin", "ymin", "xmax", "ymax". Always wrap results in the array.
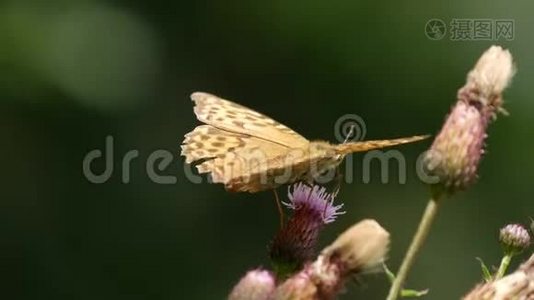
[{"xmin": 191, "ymin": 92, "xmax": 309, "ymax": 147}]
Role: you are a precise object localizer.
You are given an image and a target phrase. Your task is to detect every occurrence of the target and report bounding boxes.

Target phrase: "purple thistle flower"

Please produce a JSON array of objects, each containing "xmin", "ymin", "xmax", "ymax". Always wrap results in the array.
[{"xmin": 270, "ymin": 183, "xmax": 345, "ymax": 277}]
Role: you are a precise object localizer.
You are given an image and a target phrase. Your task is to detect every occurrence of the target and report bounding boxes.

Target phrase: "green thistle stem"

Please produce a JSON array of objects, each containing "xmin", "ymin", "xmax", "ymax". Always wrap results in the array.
[
  {"xmin": 386, "ymin": 193, "xmax": 443, "ymax": 300},
  {"xmin": 495, "ymin": 253, "xmax": 513, "ymax": 280}
]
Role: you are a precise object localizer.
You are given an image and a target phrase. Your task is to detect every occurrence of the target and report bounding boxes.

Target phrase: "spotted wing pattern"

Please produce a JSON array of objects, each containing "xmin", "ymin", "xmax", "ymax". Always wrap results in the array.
[{"xmin": 181, "ymin": 92, "xmax": 310, "ymax": 191}]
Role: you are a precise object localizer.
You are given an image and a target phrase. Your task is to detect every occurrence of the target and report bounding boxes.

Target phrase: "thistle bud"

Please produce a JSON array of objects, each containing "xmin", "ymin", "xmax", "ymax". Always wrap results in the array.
[
  {"xmin": 424, "ymin": 45, "xmax": 515, "ymax": 194},
  {"xmin": 499, "ymin": 224, "xmax": 531, "ymax": 255},
  {"xmin": 228, "ymin": 269, "xmax": 275, "ymax": 300},
  {"xmin": 320, "ymin": 219, "xmax": 390, "ymax": 273},
  {"xmin": 467, "ymin": 45, "xmax": 515, "ymax": 100}
]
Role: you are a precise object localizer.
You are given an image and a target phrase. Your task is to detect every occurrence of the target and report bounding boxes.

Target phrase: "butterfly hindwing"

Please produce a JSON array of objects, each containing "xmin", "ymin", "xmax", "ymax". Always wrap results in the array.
[{"xmin": 181, "ymin": 124, "xmax": 293, "ymax": 191}]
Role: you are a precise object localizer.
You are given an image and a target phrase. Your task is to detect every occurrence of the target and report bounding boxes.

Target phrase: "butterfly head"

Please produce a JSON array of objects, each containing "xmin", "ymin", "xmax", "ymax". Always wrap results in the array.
[{"xmin": 308, "ymin": 141, "xmax": 346, "ymax": 175}]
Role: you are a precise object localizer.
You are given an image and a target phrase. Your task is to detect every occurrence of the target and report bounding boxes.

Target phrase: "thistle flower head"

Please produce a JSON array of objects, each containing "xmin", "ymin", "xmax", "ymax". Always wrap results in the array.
[
  {"xmin": 424, "ymin": 45, "xmax": 515, "ymax": 194},
  {"xmin": 424, "ymin": 100, "xmax": 490, "ymax": 192},
  {"xmin": 270, "ymin": 183, "xmax": 345, "ymax": 277},
  {"xmin": 499, "ymin": 224, "xmax": 531, "ymax": 255},
  {"xmin": 283, "ymin": 183, "xmax": 345, "ymax": 224},
  {"xmin": 228, "ymin": 269, "xmax": 275, "ymax": 300}
]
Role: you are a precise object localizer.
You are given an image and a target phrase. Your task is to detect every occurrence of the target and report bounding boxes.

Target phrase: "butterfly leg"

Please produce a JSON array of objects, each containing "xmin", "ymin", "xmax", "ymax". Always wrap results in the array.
[
  {"xmin": 333, "ymin": 166, "xmax": 343, "ymax": 196},
  {"xmin": 273, "ymin": 189, "xmax": 285, "ymax": 228}
]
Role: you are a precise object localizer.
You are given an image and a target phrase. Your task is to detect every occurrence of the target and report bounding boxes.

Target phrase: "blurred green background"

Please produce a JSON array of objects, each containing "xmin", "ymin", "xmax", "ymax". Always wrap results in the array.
[{"xmin": 2, "ymin": 0, "xmax": 533, "ymax": 299}]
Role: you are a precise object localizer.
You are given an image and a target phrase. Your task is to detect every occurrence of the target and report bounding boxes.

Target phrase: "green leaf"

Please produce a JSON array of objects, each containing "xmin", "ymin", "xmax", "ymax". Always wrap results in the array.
[
  {"xmin": 476, "ymin": 257, "xmax": 493, "ymax": 282},
  {"xmin": 401, "ymin": 288, "xmax": 429, "ymax": 298},
  {"xmin": 383, "ymin": 263, "xmax": 429, "ymax": 298},
  {"xmin": 383, "ymin": 263, "xmax": 396, "ymax": 283}
]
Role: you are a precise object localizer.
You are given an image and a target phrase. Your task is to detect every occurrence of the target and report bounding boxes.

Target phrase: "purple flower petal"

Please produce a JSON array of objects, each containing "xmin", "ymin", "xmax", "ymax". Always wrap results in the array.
[{"xmin": 283, "ymin": 183, "xmax": 345, "ymax": 224}]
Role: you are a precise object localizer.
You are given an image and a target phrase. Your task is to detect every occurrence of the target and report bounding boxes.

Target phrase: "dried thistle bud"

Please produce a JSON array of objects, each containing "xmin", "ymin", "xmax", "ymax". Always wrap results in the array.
[
  {"xmin": 320, "ymin": 219, "xmax": 390, "ymax": 273},
  {"xmin": 499, "ymin": 224, "xmax": 531, "ymax": 254},
  {"xmin": 273, "ymin": 219, "xmax": 390, "ymax": 300},
  {"xmin": 228, "ymin": 269, "xmax": 275, "ymax": 300},
  {"xmin": 424, "ymin": 45, "xmax": 515, "ymax": 194},
  {"xmin": 467, "ymin": 45, "xmax": 515, "ymax": 100},
  {"xmin": 269, "ymin": 183, "xmax": 344, "ymax": 276}
]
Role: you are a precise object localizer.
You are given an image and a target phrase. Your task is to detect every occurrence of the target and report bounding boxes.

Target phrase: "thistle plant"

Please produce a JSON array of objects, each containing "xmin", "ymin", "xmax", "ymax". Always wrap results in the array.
[
  {"xmin": 495, "ymin": 224, "xmax": 531, "ymax": 279},
  {"xmin": 500, "ymin": 224, "xmax": 531, "ymax": 255},
  {"xmin": 476, "ymin": 223, "xmax": 531, "ymax": 285},
  {"xmin": 425, "ymin": 45, "xmax": 515, "ymax": 195},
  {"xmin": 386, "ymin": 45, "xmax": 516, "ymax": 300},
  {"xmin": 229, "ymin": 183, "xmax": 391, "ymax": 299},
  {"xmin": 227, "ymin": 45, "xmax": 518, "ymax": 300},
  {"xmin": 464, "ymin": 253, "xmax": 534, "ymax": 300}
]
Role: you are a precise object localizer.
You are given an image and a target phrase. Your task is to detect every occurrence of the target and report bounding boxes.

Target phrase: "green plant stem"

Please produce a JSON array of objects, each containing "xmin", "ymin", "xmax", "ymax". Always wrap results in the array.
[
  {"xmin": 386, "ymin": 194, "xmax": 443, "ymax": 300},
  {"xmin": 495, "ymin": 253, "xmax": 513, "ymax": 279}
]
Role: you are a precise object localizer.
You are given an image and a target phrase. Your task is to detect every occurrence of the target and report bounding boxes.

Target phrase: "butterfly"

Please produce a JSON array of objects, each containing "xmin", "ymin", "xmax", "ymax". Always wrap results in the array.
[{"xmin": 181, "ymin": 92, "xmax": 428, "ymax": 192}]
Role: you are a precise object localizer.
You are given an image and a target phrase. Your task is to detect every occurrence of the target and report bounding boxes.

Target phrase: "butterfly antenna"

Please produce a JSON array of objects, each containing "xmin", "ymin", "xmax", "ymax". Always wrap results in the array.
[
  {"xmin": 343, "ymin": 125, "xmax": 356, "ymax": 143},
  {"xmin": 273, "ymin": 189, "xmax": 284, "ymax": 228},
  {"xmin": 334, "ymin": 124, "xmax": 355, "ymax": 170}
]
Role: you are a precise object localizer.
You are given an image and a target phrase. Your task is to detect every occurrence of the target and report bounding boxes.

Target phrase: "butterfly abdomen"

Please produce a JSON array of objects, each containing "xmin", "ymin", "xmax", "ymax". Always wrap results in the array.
[{"xmin": 334, "ymin": 135, "xmax": 429, "ymax": 155}]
